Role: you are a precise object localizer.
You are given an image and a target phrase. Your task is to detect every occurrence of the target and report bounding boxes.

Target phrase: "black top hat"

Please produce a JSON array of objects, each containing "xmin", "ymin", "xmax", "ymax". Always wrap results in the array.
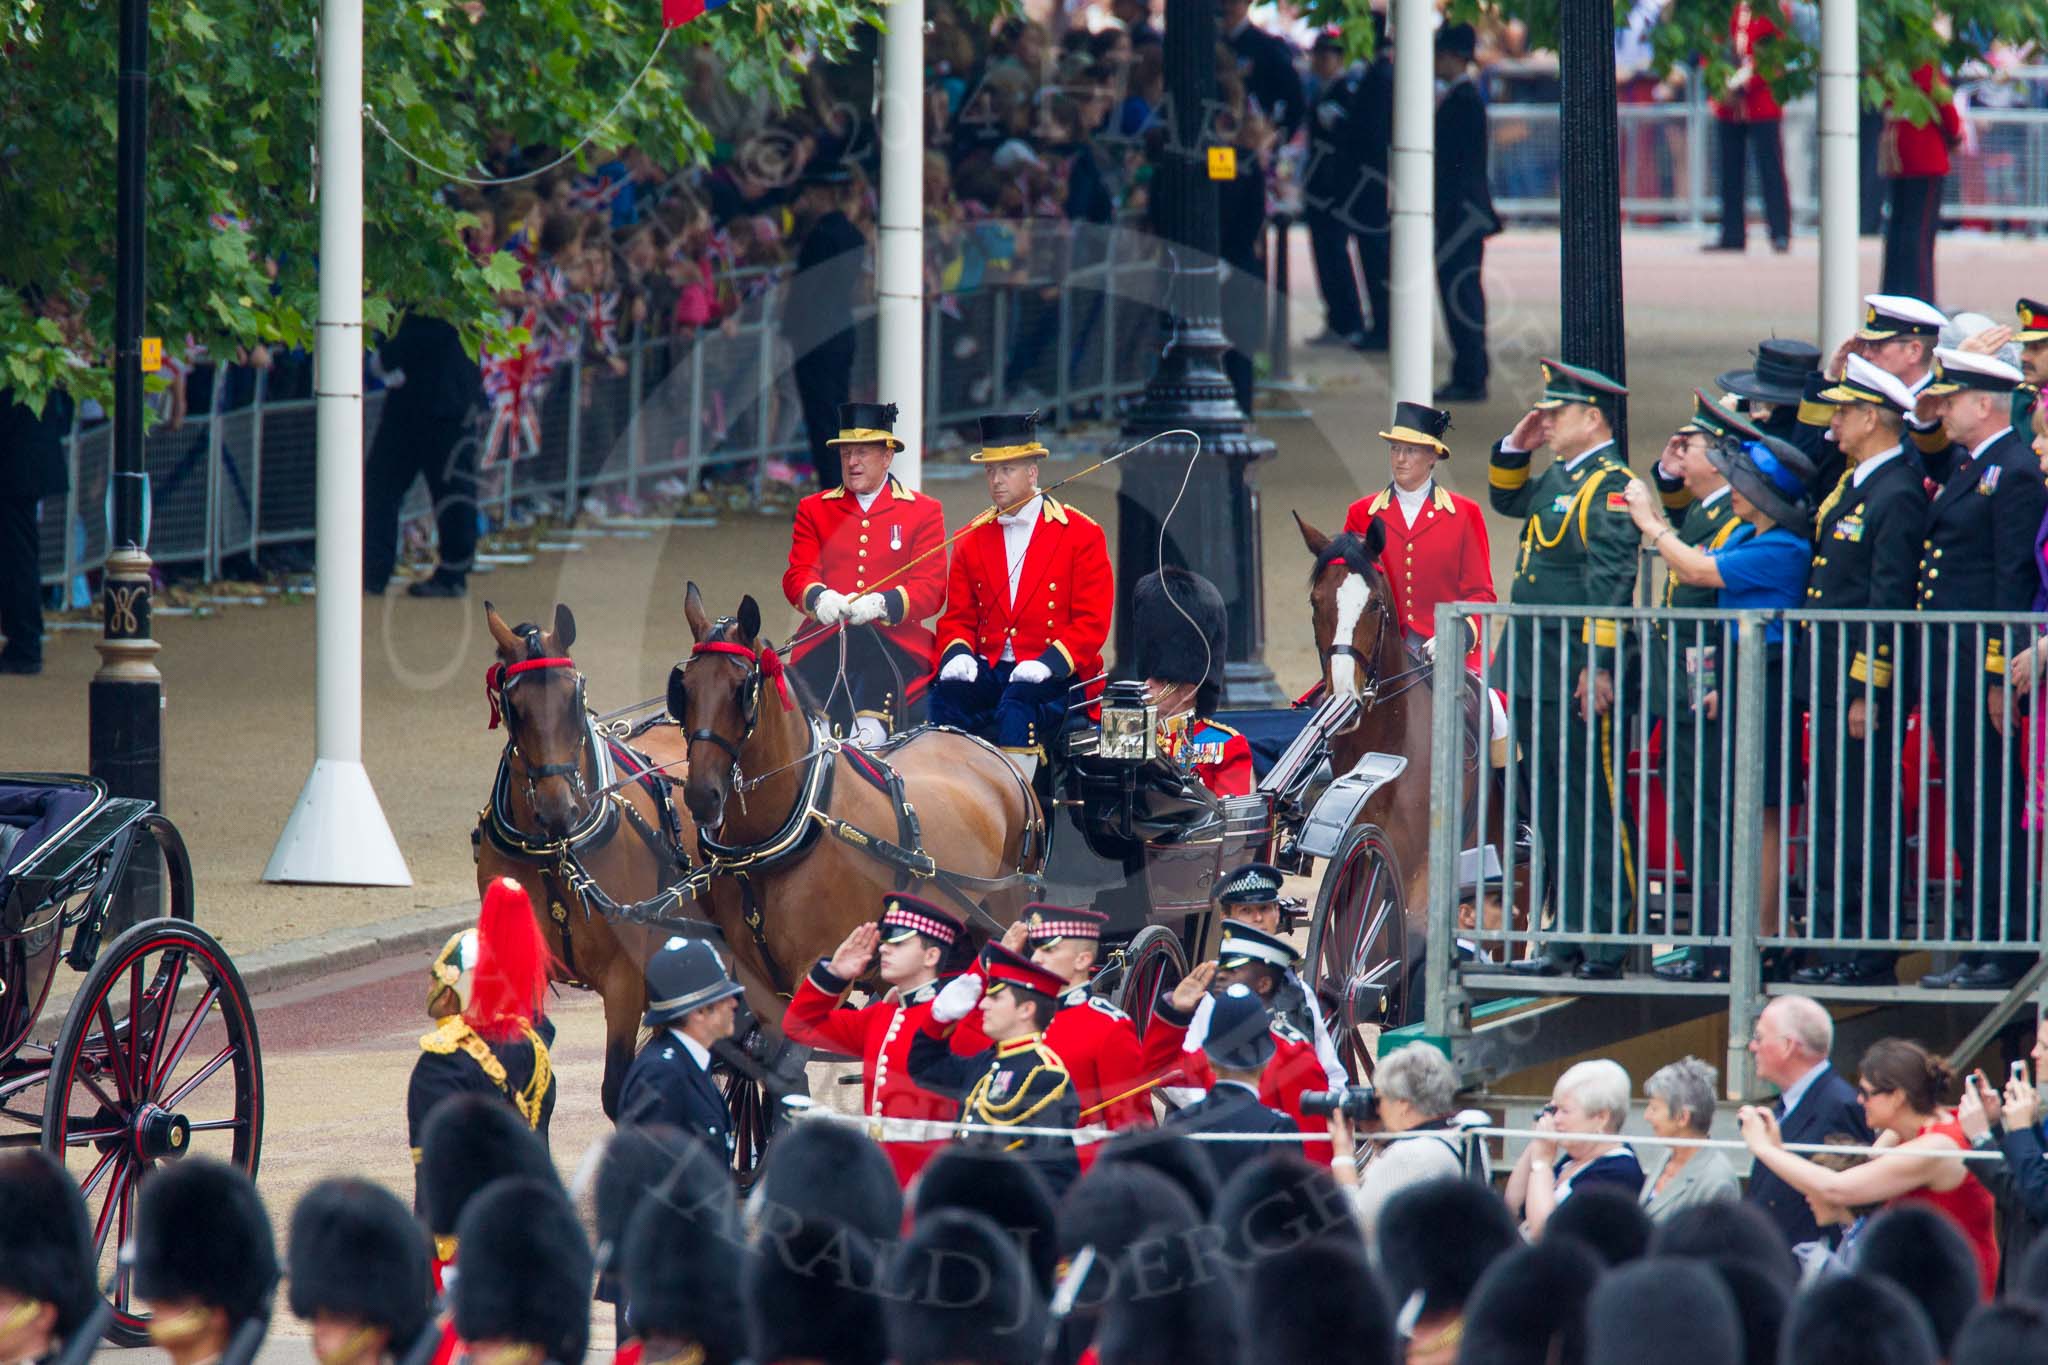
[
  {"xmin": 1203, "ymin": 983, "xmax": 1278, "ymax": 1069},
  {"xmin": 0, "ymin": 1152, "xmax": 96, "ymax": 1337},
  {"xmin": 287, "ymin": 1179, "xmax": 434, "ymax": 1347},
  {"xmin": 1708, "ymin": 436, "xmax": 1811, "ymax": 531},
  {"xmin": 133, "ymin": 1158, "xmax": 278, "ymax": 1326},
  {"xmin": 970, "ymin": 410, "xmax": 1050, "ymax": 463},
  {"xmin": 1131, "ymin": 567, "xmax": 1227, "ymax": 714},
  {"xmin": 826, "ymin": 401, "xmax": 904, "ymax": 451},
  {"xmin": 1716, "ymin": 339, "xmax": 1823, "ymax": 408},
  {"xmin": 642, "ymin": 936, "xmax": 745, "ymax": 1027},
  {"xmin": 452, "ymin": 1178, "xmax": 594, "ymax": 1365},
  {"xmin": 1379, "ymin": 400, "xmax": 1454, "ymax": 454}
]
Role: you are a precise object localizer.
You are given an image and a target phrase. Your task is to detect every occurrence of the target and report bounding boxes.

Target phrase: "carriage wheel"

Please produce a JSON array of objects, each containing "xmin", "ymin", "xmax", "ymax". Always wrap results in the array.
[
  {"xmin": 1105, "ymin": 925, "xmax": 1188, "ymax": 1040},
  {"xmin": 40, "ymin": 918, "xmax": 263, "ymax": 1347},
  {"xmin": 1304, "ymin": 823, "xmax": 1410, "ymax": 1082},
  {"xmin": 713, "ymin": 1026, "xmax": 781, "ymax": 1186}
]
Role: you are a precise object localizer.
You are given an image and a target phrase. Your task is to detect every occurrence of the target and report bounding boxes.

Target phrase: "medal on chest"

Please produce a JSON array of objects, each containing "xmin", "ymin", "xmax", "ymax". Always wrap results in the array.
[
  {"xmin": 1833, "ymin": 515, "xmax": 1865, "ymax": 543},
  {"xmin": 892, "ymin": 524, "xmax": 903, "ymax": 550},
  {"xmin": 1977, "ymin": 466, "xmax": 2002, "ymax": 495},
  {"xmin": 1551, "ymin": 494, "xmax": 1574, "ymax": 514},
  {"xmin": 990, "ymin": 1067, "xmax": 1017, "ymax": 1100}
]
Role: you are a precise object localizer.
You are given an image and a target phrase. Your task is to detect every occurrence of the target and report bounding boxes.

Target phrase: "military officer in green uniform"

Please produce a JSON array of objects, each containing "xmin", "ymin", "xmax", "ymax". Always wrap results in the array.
[
  {"xmin": 1641, "ymin": 391, "xmax": 1767, "ymax": 983},
  {"xmin": 1490, "ymin": 358, "xmax": 1641, "ymax": 979}
]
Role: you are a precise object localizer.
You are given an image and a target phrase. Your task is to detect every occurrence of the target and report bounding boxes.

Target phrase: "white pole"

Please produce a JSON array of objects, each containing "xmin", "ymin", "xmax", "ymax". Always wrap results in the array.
[
  {"xmin": 1388, "ymin": 0, "xmax": 1436, "ymax": 410},
  {"xmin": 266, "ymin": 0, "xmax": 411, "ymax": 885},
  {"xmin": 1816, "ymin": 0, "xmax": 1859, "ymax": 352},
  {"xmin": 876, "ymin": 0, "xmax": 926, "ymax": 488}
]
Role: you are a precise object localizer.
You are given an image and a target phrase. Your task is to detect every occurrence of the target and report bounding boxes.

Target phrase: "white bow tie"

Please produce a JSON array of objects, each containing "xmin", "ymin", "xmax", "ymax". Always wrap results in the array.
[{"xmin": 997, "ymin": 511, "xmax": 1032, "ymax": 526}]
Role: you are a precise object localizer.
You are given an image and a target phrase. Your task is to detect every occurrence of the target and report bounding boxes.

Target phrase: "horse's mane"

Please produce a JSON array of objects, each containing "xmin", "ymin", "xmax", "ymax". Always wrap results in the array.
[{"xmin": 1309, "ymin": 531, "xmax": 1383, "ymax": 587}]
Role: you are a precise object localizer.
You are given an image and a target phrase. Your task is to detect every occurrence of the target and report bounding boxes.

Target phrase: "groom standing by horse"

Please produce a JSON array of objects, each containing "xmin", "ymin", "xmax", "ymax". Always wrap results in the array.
[
  {"xmin": 780, "ymin": 401, "xmax": 950, "ymax": 744},
  {"xmin": 929, "ymin": 412, "xmax": 1115, "ymax": 779}
]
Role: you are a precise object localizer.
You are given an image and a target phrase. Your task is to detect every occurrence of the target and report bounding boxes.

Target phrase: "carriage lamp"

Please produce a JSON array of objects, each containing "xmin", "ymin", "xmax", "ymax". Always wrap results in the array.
[{"xmin": 1097, "ymin": 680, "xmax": 1158, "ymax": 763}]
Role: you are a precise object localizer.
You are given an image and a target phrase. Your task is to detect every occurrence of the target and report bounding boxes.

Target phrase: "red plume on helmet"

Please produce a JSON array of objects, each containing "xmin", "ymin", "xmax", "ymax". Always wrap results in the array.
[{"xmin": 466, "ymin": 877, "xmax": 558, "ymax": 1042}]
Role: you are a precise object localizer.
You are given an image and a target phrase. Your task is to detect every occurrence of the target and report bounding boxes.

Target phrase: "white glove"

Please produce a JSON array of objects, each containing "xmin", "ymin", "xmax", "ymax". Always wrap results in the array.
[
  {"xmin": 1010, "ymin": 659, "xmax": 1053, "ymax": 686},
  {"xmin": 847, "ymin": 592, "xmax": 889, "ymax": 626},
  {"xmin": 940, "ymin": 652, "xmax": 979, "ymax": 684},
  {"xmin": 813, "ymin": 590, "xmax": 852, "ymax": 625},
  {"xmin": 1420, "ymin": 635, "xmax": 1438, "ymax": 663},
  {"xmin": 932, "ymin": 971, "xmax": 984, "ymax": 1023}
]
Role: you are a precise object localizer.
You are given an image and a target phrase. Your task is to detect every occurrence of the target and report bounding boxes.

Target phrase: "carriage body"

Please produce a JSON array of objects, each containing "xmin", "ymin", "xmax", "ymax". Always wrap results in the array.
[{"xmin": 0, "ymin": 773, "xmax": 263, "ymax": 1347}]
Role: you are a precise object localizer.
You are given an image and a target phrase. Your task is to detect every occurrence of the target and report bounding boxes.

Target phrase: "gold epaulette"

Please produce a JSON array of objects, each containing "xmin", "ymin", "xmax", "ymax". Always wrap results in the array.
[{"xmin": 419, "ymin": 1016, "xmax": 552, "ymax": 1130}]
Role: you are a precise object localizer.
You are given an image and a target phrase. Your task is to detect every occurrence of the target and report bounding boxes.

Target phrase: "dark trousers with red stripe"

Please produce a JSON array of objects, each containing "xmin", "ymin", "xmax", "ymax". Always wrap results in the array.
[
  {"xmin": 1880, "ymin": 175, "xmax": 1943, "ymax": 301},
  {"xmin": 1715, "ymin": 119, "xmax": 1791, "ymax": 248}
]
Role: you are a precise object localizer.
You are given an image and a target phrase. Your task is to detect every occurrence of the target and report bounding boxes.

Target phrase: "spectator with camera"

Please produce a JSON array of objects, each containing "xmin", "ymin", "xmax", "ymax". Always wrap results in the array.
[
  {"xmin": 1507, "ymin": 1059, "xmax": 1643, "ymax": 1238},
  {"xmin": 1956, "ymin": 1016, "xmax": 2047, "ymax": 1287},
  {"xmin": 1324, "ymin": 1042, "xmax": 1485, "ymax": 1241}
]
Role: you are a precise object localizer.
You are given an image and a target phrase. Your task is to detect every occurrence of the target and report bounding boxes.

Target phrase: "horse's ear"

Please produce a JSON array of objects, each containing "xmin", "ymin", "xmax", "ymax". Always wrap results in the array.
[
  {"xmin": 737, "ymin": 595, "xmax": 761, "ymax": 642},
  {"xmin": 552, "ymin": 603, "xmax": 577, "ymax": 653},
  {"xmin": 1360, "ymin": 518, "xmax": 1387, "ymax": 560},
  {"xmin": 485, "ymin": 602, "xmax": 521, "ymax": 657},
  {"xmin": 684, "ymin": 582, "xmax": 709, "ymax": 642},
  {"xmin": 1294, "ymin": 511, "xmax": 1330, "ymax": 558}
]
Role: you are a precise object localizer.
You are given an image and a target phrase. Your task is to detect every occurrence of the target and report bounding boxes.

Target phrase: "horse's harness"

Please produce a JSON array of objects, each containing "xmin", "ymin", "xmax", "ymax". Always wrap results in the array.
[
  {"xmin": 1323, "ymin": 569, "xmax": 1433, "ymax": 711},
  {"xmin": 672, "ymin": 623, "xmax": 1044, "ymax": 990}
]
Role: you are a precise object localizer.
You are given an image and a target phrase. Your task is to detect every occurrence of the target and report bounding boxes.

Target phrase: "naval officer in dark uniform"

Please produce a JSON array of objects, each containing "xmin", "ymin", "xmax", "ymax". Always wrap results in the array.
[
  {"xmin": 1791, "ymin": 355, "xmax": 1930, "ymax": 987},
  {"xmin": 618, "ymin": 937, "xmax": 745, "ymax": 1165}
]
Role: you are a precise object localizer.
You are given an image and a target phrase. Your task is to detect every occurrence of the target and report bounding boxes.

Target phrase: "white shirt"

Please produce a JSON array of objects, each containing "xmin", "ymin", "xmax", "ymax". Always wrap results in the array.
[
  {"xmin": 854, "ymin": 486, "xmax": 883, "ymax": 513},
  {"xmin": 996, "ymin": 495, "xmax": 1042, "ymax": 661},
  {"xmin": 1776, "ymin": 1058, "xmax": 1831, "ymax": 1117},
  {"xmin": 1700, "ymin": 483, "xmax": 1732, "ymax": 509},
  {"xmin": 1970, "ymin": 428, "xmax": 2015, "ymax": 463},
  {"xmin": 1851, "ymin": 443, "xmax": 1905, "ymax": 488},
  {"xmin": 667, "ymin": 1027, "xmax": 713, "ymax": 1073},
  {"xmin": 1565, "ymin": 440, "xmax": 1616, "ymax": 473},
  {"xmin": 1394, "ymin": 481, "xmax": 1430, "ymax": 527}
]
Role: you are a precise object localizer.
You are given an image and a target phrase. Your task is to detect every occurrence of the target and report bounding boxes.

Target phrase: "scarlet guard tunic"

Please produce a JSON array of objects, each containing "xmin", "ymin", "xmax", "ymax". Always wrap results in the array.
[
  {"xmin": 1342, "ymin": 481, "xmax": 1496, "ymax": 664},
  {"xmin": 780, "ymin": 961, "xmax": 993, "ymax": 1186},
  {"xmin": 932, "ymin": 495, "xmax": 1114, "ymax": 688},
  {"xmin": 1138, "ymin": 997, "xmax": 1332, "ymax": 1164},
  {"xmin": 1158, "ymin": 714, "xmax": 1255, "ymax": 797},
  {"xmin": 1043, "ymin": 986, "xmax": 1152, "ymax": 1168},
  {"xmin": 782, "ymin": 473, "xmax": 949, "ymax": 707}
]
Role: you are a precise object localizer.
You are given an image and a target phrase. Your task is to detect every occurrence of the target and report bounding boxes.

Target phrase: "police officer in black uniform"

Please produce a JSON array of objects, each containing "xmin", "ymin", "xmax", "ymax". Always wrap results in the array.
[
  {"xmin": 1791, "ymin": 355, "xmax": 1930, "ymax": 987},
  {"xmin": 286, "ymin": 1179, "xmax": 436, "ymax": 1365},
  {"xmin": 0, "ymin": 1151, "xmax": 96, "ymax": 1365},
  {"xmin": 909, "ymin": 942, "xmax": 1082, "ymax": 1197},
  {"xmin": 1163, "ymin": 983, "xmax": 1296, "ymax": 1185},
  {"xmin": 618, "ymin": 937, "xmax": 745, "ymax": 1163},
  {"xmin": 1433, "ymin": 23, "xmax": 1499, "ymax": 404},
  {"xmin": 1303, "ymin": 32, "xmax": 1367, "ymax": 350},
  {"xmin": 1913, "ymin": 348, "xmax": 2048, "ymax": 990}
]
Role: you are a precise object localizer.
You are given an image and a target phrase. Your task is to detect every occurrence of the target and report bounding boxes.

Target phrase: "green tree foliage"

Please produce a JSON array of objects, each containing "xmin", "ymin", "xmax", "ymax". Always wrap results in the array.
[{"xmin": 0, "ymin": 0, "xmax": 882, "ymax": 413}]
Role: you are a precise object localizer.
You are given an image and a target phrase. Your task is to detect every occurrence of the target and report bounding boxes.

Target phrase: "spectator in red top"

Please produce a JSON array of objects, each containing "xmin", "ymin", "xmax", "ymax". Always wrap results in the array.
[
  {"xmin": 1879, "ymin": 64, "xmax": 1964, "ymax": 302},
  {"xmin": 1704, "ymin": 1, "xmax": 1791, "ymax": 254}
]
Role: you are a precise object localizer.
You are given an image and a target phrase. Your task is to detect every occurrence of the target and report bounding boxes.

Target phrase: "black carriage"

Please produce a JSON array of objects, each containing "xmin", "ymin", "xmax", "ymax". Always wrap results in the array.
[
  {"xmin": 1038, "ymin": 686, "xmax": 1413, "ymax": 1079},
  {"xmin": 0, "ymin": 774, "xmax": 263, "ymax": 1346}
]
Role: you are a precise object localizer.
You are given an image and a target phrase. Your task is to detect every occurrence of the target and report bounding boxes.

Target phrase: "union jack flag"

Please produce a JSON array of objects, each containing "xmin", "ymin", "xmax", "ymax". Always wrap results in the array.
[{"xmin": 662, "ymin": 0, "xmax": 733, "ymax": 24}]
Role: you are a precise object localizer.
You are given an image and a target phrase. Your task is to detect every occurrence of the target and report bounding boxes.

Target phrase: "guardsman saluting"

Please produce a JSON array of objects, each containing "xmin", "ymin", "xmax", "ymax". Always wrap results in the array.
[
  {"xmin": 780, "ymin": 401, "xmax": 949, "ymax": 744},
  {"xmin": 1490, "ymin": 358, "xmax": 1641, "ymax": 981},
  {"xmin": 779, "ymin": 894, "xmax": 991, "ymax": 1186},
  {"xmin": 908, "ymin": 941, "xmax": 1083, "ymax": 1196},
  {"xmin": 1913, "ymin": 348, "xmax": 2047, "ymax": 991},
  {"xmin": 930, "ymin": 412, "xmax": 1114, "ymax": 779},
  {"xmin": 1342, "ymin": 400, "xmax": 1495, "ymax": 665}
]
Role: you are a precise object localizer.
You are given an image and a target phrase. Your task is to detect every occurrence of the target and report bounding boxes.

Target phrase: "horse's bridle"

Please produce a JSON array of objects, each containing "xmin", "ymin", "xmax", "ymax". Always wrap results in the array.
[
  {"xmin": 671, "ymin": 623, "xmax": 795, "ymax": 784},
  {"xmin": 486, "ymin": 630, "xmax": 596, "ymax": 809},
  {"xmin": 1324, "ymin": 570, "xmax": 1402, "ymax": 708}
]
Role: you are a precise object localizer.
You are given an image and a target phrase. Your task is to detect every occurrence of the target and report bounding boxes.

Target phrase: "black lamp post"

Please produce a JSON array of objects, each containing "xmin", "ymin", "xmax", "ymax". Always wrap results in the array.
[
  {"xmin": 1112, "ymin": 0, "xmax": 1284, "ymax": 707},
  {"xmin": 91, "ymin": 0, "xmax": 165, "ymax": 929},
  {"xmin": 1557, "ymin": 0, "xmax": 1628, "ymax": 447}
]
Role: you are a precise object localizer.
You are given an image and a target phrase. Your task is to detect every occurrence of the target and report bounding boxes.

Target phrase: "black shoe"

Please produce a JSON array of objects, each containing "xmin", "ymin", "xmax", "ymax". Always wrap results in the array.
[
  {"xmin": 1771, "ymin": 237, "xmax": 1792, "ymax": 254},
  {"xmin": 1575, "ymin": 959, "xmax": 1624, "ymax": 981},
  {"xmin": 1654, "ymin": 957, "xmax": 1725, "ymax": 984},
  {"xmin": 1759, "ymin": 948, "xmax": 1794, "ymax": 983},
  {"xmin": 1307, "ymin": 330, "xmax": 1362, "ymax": 348},
  {"xmin": 1701, "ymin": 241, "xmax": 1744, "ymax": 253},
  {"xmin": 0, "ymin": 654, "xmax": 42, "ymax": 675},
  {"xmin": 1506, "ymin": 954, "xmax": 1575, "ymax": 977},
  {"xmin": 1919, "ymin": 959, "xmax": 1976, "ymax": 990},
  {"xmin": 1434, "ymin": 384, "xmax": 1488, "ymax": 404},
  {"xmin": 1790, "ymin": 962, "xmax": 1837, "ymax": 986},
  {"xmin": 1356, "ymin": 333, "xmax": 1390, "ymax": 353},
  {"xmin": 1955, "ymin": 961, "xmax": 2026, "ymax": 990},
  {"xmin": 1827, "ymin": 961, "xmax": 1897, "ymax": 987},
  {"xmin": 407, "ymin": 576, "xmax": 467, "ymax": 599}
]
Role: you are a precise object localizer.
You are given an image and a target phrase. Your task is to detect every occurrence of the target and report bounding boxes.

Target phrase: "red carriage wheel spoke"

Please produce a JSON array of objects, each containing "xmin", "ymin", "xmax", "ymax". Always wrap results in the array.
[
  {"xmin": 91, "ymin": 1164, "xmax": 131, "ymax": 1256},
  {"xmin": 159, "ymin": 1045, "xmax": 235, "ymax": 1111},
  {"xmin": 149, "ymin": 983, "xmax": 220, "ymax": 1094},
  {"xmin": 92, "ymin": 997, "xmax": 135, "ymax": 1107},
  {"xmin": 77, "ymin": 1144, "xmax": 123, "ymax": 1199},
  {"xmin": 139, "ymin": 950, "xmax": 189, "ymax": 1093},
  {"xmin": 60, "ymin": 1124, "xmax": 129, "ymax": 1147},
  {"xmin": 74, "ymin": 1070, "xmax": 129, "ymax": 1125},
  {"xmin": 113, "ymin": 1175, "xmax": 137, "ymax": 1312}
]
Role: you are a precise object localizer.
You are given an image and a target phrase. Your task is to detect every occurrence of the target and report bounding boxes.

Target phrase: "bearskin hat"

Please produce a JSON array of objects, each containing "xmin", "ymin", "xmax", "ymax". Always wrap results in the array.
[
  {"xmin": 744, "ymin": 1216, "xmax": 886, "ymax": 1365},
  {"xmin": 886, "ymin": 1210, "xmax": 1046, "ymax": 1365},
  {"xmin": 1211, "ymin": 1152, "xmax": 1358, "ymax": 1270},
  {"xmin": 1648, "ymin": 1199, "xmax": 1796, "ymax": 1284},
  {"xmin": 619, "ymin": 1143, "xmax": 744, "ymax": 1365},
  {"xmin": 133, "ymin": 1158, "xmax": 277, "ymax": 1326},
  {"xmin": 1091, "ymin": 1128, "xmax": 1219, "ymax": 1216},
  {"xmin": 1544, "ymin": 1185, "xmax": 1651, "ymax": 1266},
  {"xmin": 1585, "ymin": 1258, "xmax": 1739, "ymax": 1365},
  {"xmin": 753, "ymin": 1121, "xmax": 901, "ymax": 1243},
  {"xmin": 417, "ymin": 1092, "xmax": 557, "ymax": 1240},
  {"xmin": 451, "ymin": 1177, "xmax": 593, "ymax": 1365},
  {"xmin": 1092, "ymin": 1221, "xmax": 1240, "ymax": 1365},
  {"xmin": 1244, "ymin": 1239, "xmax": 1393, "ymax": 1365},
  {"xmin": 1779, "ymin": 1272, "xmax": 1936, "ymax": 1365},
  {"xmin": 1854, "ymin": 1204, "xmax": 1983, "ymax": 1356},
  {"xmin": 1953, "ymin": 1302, "xmax": 2048, "ymax": 1365},
  {"xmin": 1130, "ymin": 568, "xmax": 1227, "ymax": 716},
  {"xmin": 594, "ymin": 1125, "xmax": 693, "ymax": 1283},
  {"xmin": 1375, "ymin": 1175, "xmax": 1518, "ymax": 1316},
  {"xmin": 286, "ymin": 1178, "xmax": 432, "ymax": 1346},
  {"xmin": 0, "ymin": 1151, "xmax": 97, "ymax": 1336},
  {"xmin": 1457, "ymin": 1240, "xmax": 1603, "ymax": 1365},
  {"xmin": 912, "ymin": 1146, "xmax": 1059, "ymax": 1296},
  {"xmin": 1704, "ymin": 1257, "xmax": 1789, "ymax": 1365}
]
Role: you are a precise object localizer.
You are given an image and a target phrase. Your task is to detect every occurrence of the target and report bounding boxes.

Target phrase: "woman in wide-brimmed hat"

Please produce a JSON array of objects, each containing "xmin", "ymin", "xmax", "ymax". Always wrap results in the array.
[{"xmin": 1623, "ymin": 435, "xmax": 1813, "ymax": 980}]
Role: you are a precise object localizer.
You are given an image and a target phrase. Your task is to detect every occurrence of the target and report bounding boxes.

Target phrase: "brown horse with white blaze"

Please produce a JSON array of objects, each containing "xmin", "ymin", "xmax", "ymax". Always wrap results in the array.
[
  {"xmin": 668, "ymin": 584, "xmax": 1044, "ymax": 1005},
  {"xmin": 476, "ymin": 602, "xmax": 708, "ymax": 1120}
]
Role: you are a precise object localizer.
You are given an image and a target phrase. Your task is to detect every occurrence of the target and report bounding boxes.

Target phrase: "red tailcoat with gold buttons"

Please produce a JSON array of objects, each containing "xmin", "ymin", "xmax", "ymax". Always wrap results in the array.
[
  {"xmin": 1343, "ymin": 481, "xmax": 1497, "ymax": 666},
  {"xmin": 781, "ymin": 475, "xmax": 949, "ymax": 692},
  {"xmin": 932, "ymin": 495, "xmax": 1114, "ymax": 689}
]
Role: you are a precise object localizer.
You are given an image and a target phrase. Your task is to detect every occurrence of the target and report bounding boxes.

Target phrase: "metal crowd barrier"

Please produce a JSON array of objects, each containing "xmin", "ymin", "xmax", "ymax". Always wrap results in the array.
[
  {"xmin": 36, "ymin": 223, "xmax": 1171, "ymax": 591},
  {"xmin": 1424, "ymin": 603, "xmax": 2048, "ymax": 1083}
]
